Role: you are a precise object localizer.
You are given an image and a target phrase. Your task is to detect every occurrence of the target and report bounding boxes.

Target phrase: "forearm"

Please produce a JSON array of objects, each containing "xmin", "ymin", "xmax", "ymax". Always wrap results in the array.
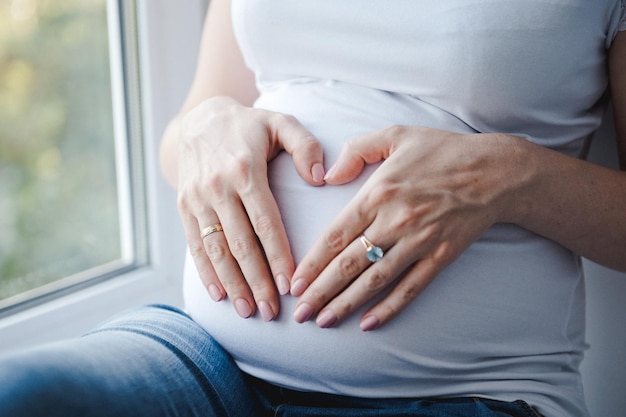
[{"xmin": 502, "ymin": 136, "xmax": 626, "ymax": 271}]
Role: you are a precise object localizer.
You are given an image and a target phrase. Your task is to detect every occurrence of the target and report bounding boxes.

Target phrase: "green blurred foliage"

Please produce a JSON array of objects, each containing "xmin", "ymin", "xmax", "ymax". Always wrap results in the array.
[{"xmin": 0, "ymin": 0, "xmax": 122, "ymax": 301}]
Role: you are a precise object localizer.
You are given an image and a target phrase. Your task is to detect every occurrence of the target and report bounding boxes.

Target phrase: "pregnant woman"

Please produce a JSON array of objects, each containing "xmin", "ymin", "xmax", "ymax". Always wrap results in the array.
[{"xmin": 1, "ymin": 1, "xmax": 625, "ymax": 416}]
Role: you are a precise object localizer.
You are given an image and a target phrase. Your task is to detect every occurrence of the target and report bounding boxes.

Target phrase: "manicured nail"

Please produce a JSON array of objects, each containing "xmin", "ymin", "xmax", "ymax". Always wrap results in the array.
[
  {"xmin": 293, "ymin": 302, "xmax": 314, "ymax": 323},
  {"xmin": 316, "ymin": 310, "xmax": 337, "ymax": 328},
  {"xmin": 208, "ymin": 284, "xmax": 224, "ymax": 302},
  {"xmin": 235, "ymin": 298, "xmax": 253, "ymax": 318},
  {"xmin": 258, "ymin": 301, "xmax": 275, "ymax": 322},
  {"xmin": 360, "ymin": 315, "xmax": 380, "ymax": 332},
  {"xmin": 312, "ymin": 162, "xmax": 325, "ymax": 184},
  {"xmin": 290, "ymin": 278, "xmax": 309, "ymax": 297},
  {"xmin": 276, "ymin": 273, "xmax": 290, "ymax": 295},
  {"xmin": 323, "ymin": 163, "xmax": 337, "ymax": 181}
]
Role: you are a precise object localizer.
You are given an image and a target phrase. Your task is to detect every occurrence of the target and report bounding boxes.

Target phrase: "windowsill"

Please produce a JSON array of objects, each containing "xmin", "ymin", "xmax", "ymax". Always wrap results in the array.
[{"xmin": 0, "ymin": 264, "xmax": 184, "ymax": 354}]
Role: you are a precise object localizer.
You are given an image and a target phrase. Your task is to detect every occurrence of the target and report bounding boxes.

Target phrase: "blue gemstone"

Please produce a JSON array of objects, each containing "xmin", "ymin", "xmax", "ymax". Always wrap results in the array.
[{"xmin": 367, "ymin": 246, "xmax": 384, "ymax": 262}]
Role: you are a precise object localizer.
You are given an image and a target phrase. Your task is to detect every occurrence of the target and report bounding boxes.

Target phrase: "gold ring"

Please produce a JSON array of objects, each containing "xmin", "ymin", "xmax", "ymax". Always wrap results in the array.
[{"xmin": 201, "ymin": 223, "xmax": 223, "ymax": 239}]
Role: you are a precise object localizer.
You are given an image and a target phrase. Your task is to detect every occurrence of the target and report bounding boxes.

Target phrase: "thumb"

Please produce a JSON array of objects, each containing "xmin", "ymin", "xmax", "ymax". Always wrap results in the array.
[
  {"xmin": 324, "ymin": 129, "xmax": 394, "ymax": 185},
  {"xmin": 270, "ymin": 114, "xmax": 326, "ymax": 186}
]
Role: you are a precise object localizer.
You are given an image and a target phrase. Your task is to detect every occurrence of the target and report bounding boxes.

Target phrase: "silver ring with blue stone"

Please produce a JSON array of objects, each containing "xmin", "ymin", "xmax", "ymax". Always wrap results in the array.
[{"xmin": 360, "ymin": 235, "xmax": 384, "ymax": 262}]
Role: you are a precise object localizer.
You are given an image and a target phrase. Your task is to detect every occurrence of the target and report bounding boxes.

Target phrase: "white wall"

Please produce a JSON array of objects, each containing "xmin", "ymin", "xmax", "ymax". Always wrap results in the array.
[{"xmin": 581, "ymin": 108, "xmax": 626, "ymax": 417}]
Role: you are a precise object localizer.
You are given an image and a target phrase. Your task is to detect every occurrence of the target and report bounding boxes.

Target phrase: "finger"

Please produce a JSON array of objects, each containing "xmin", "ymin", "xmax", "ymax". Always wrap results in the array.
[
  {"xmin": 291, "ymin": 189, "xmax": 376, "ymax": 297},
  {"xmin": 180, "ymin": 212, "xmax": 226, "ymax": 302},
  {"xmin": 324, "ymin": 126, "xmax": 398, "ymax": 185},
  {"xmin": 217, "ymin": 198, "xmax": 281, "ymax": 321},
  {"xmin": 293, "ymin": 236, "xmax": 373, "ymax": 324},
  {"xmin": 267, "ymin": 113, "xmax": 326, "ymax": 185},
  {"xmin": 200, "ymin": 215, "xmax": 257, "ymax": 319},
  {"xmin": 314, "ymin": 243, "xmax": 416, "ymax": 328},
  {"xmin": 240, "ymin": 175, "xmax": 294, "ymax": 296},
  {"xmin": 360, "ymin": 242, "xmax": 451, "ymax": 331}
]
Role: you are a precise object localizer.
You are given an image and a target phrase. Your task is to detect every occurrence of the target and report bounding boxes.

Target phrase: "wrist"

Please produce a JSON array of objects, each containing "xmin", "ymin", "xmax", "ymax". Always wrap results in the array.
[{"xmin": 480, "ymin": 133, "xmax": 536, "ymax": 226}]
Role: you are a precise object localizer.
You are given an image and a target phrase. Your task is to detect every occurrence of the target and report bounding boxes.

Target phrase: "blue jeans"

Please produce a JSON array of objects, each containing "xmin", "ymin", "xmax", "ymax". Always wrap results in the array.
[{"xmin": 0, "ymin": 305, "xmax": 542, "ymax": 417}]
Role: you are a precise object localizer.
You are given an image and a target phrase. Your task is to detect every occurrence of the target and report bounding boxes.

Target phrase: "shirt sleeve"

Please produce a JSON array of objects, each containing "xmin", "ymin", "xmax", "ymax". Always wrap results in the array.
[{"xmin": 620, "ymin": 0, "xmax": 626, "ymax": 31}]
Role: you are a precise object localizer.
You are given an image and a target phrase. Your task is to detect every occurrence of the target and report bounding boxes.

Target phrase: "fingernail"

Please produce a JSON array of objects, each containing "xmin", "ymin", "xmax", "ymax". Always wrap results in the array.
[
  {"xmin": 208, "ymin": 284, "xmax": 224, "ymax": 302},
  {"xmin": 316, "ymin": 310, "xmax": 337, "ymax": 328},
  {"xmin": 293, "ymin": 302, "xmax": 314, "ymax": 323},
  {"xmin": 323, "ymin": 163, "xmax": 337, "ymax": 181},
  {"xmin": 290, "ymin": 278, "xmax": 308, "ymax": 297},
  {"xmin": 235, "ymin": 298, "xmax": 253, "ymax": 318},
  {"xmin": 312, "ymin": 162, "xmax": 325, "ymax": 183},
  {"xmin": 276, "ymin": 273, "xmax": 290, "ymax": 295},
  {"xmin": 360, "ymin": 315, "xmax": 380, "ymax": 332},
  {"xmin": 258, "ymin": 301, "xmax": 275, "ymax": 322}
]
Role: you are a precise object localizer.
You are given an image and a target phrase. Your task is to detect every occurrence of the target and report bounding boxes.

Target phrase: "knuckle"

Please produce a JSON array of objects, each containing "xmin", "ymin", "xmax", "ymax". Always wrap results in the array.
[
  {"xmin": 178, "ymin": 175, "xmax": 224, "ymax": 212},
  {"xmin": 176, "ymin": 191, "xmax": 190, "ymax": 212},
  {"xmin": 267, "ymin": 112, "xmax": 295, "ymax": 132},
  {"xmin": 368, "ymin": 181, "xmax": 400, "ymax": 205},
  {"xmin": 292, "ymin": 132, "xmax": 322, "ymax": 160},
  {"xmin": 365, "ymin": 270, "xmax": 390, "ymax": 292},
  {"xmin": 278, "ymin": 112, "xmax": 298, "ymax": 126},
  {"xmin": 300, "ymin": 260, "xmax": 324, "ymax": 278},
  {"xmin": 205, "ymin": 172, "xmax": 225, "ymax": 195},
  {"xmin": 385, "ymin": 124, "xmax": 408, "ymax": 138},
  {"xmin": 177, "ymin": 183, "xmax": 201, "ymax": 212},
  {"xmin": 338, "ymin": 256, "xmax": 360, "ymax": 278},
  {"xmin": 247, "ymin": 278, "xmax": 271, "ymax": 295},
  {"xmin": 205, "ymin": 241, "xmax": 228, "ymax": 262},
  {"xmin": 325, "ymin": 230, "xmax": 346, "ymax": 251},
  {"xmin": 433, "ymin": 240, "xmax": 454, "ymax": 264},
  {"xmin": 411, "ymin": 223, "xmax": 442, "ymax": 249},
  {"xmin": 188, "ymin": 243, "xmax": 207, "ymax": 258},
  {"xmin": 253, "ymin": 215, "xmax": 279, "ymax": 239},
  {"xmin": 301, "ymin": 133, "xmax": 320, "ymax": 150},
  {"xmin": 379, "ymin": 300, "xmax": 401, "ymax": 320},
  {"xmin": 231, "ymin": 157, "xmax": 260, "ymax": 195},
  {"xmin": 329, "ymin": 300, "xmax": 355, "ymax": 319},
  {"xmin": 397, "ymin": 206, "xmax": 420, "ymax": 226},
  {"xmin": 229, "ymin": 236, "xmax": 255, "ymax": 259},
  {"xmin": 305, "ymin": 287, "xmax": 329, "ymax": 305},
  {"xmin": 388, "ymin": 206, "xmax": 418, "ymax": 231},
  {"xmin": 401, "ymin": 284, "xmax": 421, "ymax": 303},
  {"xmin": 232, "ymin": 155, "xmax": 253, "ymax": 178},
  {"xmin": 265, "ymin": 251, "xmax": 289, "ymax": 272}
]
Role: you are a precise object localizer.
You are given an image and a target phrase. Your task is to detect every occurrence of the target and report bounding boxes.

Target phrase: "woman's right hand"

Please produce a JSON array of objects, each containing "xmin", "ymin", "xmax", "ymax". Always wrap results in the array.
[{"xmin": 177, "ymin": 96, "xmax": 325, "ymax": 321}]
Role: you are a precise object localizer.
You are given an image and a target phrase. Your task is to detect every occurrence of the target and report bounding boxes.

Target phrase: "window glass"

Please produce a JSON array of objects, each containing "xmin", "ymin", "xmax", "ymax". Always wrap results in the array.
[{"xmin": 0, "ymin": 0, "xmax": 127, "ymax": 307}]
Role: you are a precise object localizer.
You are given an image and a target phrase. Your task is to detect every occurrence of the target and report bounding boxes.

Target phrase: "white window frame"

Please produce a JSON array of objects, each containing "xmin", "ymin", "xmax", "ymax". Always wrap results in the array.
[{"xmin": 0, "ymin": 0, "xmax": 206, "ymax": 353}]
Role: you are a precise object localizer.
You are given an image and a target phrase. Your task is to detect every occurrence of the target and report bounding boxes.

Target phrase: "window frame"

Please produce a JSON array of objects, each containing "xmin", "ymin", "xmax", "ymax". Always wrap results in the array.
[{"xmin": 0, "ymin": 0, "xmax": 206, "ymax": 353}]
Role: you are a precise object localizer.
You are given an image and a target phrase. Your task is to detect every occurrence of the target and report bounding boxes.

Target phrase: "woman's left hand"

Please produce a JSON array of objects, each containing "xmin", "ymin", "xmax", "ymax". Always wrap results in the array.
[{"xmin": 290, "ymin": 125, "xmax": 526, "ymax": 331}]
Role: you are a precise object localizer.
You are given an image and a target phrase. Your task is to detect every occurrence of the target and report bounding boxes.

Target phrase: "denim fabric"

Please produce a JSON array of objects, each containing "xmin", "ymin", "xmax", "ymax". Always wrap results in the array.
[
  {"xmin": 250, "ymin": 376, "xmax": 543, "ymax": 417},
  {"xmin": 0, "ymin": 305, "xmax": 542, "ymax": 417}
]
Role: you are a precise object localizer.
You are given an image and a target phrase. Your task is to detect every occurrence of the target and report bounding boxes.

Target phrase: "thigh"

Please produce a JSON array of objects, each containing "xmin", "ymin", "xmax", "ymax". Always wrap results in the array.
[{"xmin": 0, "ymin": 305, "xmax": 261, "ymax": 417}]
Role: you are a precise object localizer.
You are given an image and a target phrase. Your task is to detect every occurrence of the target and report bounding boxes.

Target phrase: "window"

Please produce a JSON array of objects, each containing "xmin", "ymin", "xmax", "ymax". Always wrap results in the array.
[
  {"xmin": 0, "ymin": 0, "xmax": 146, "ymax": 312},
  {"xmin": 0, "ymin": 0, "xmax": 205, "ymax": 352}
]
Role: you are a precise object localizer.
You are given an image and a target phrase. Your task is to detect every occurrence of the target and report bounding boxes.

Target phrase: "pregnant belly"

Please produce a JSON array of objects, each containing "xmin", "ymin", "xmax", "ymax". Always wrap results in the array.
[
  {"xmin": 183, "ymin": 81, "xmax": 584, "ymax": 398},
  {"xmin": 184, "ymin": 148, "xmax": 582, "ymax": 398}
]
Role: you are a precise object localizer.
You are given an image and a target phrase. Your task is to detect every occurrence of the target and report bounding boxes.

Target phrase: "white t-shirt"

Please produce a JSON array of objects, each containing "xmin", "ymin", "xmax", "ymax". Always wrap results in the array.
[{"xmin": 184, "ymin": 2, "xmax": 626, "ymax": 416}]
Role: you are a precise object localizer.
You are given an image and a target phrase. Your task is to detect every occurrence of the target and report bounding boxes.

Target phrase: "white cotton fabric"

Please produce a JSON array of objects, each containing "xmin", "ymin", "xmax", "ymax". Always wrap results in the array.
[{"xmin": 184, "ymin": 2, "xmax": 626, "ymax": 416}]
